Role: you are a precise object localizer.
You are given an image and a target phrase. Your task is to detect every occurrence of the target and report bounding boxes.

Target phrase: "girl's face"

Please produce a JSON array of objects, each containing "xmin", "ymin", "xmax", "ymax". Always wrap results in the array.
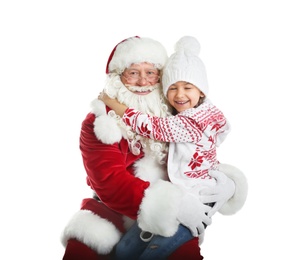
[{"xmin": 166, "ymin": 81, "xmax": 204, "ymax": 113}]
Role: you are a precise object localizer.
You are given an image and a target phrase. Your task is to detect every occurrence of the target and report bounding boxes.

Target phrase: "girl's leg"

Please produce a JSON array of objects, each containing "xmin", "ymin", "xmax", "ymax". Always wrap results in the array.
[
  {"xmin": 139, "ymin": 224, "xmax": 193, "ymax": 260},
  {"xmin": 114, "ymin": 222, "xmax": 148, "ymax": 260}
]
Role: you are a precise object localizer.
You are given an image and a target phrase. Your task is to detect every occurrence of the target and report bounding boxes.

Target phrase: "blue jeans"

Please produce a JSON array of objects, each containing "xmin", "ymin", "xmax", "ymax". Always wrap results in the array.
[{"xmin": 114, "ymin": 222, "xmax": 193, "ymax": 260}]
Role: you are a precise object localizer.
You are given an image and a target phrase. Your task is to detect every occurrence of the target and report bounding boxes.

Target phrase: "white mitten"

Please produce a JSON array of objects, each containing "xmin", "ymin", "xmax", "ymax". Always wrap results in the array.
[
  {"xmin": 199, "ymin": 170, "xmax": 235, "ymax": 217},
  {"xmin": 177, "ymin": 192, "xmax": 212, "ymax": 236}
]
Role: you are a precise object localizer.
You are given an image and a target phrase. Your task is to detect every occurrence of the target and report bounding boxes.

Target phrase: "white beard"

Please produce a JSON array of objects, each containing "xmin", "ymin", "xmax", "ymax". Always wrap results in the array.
[
  {"xmin": 104, "ymin": 74, "xmax": 171, "ymax": 164},
  {"xmin": 104, "ymin": 73, "xmax": 171, "ymax": 117}
]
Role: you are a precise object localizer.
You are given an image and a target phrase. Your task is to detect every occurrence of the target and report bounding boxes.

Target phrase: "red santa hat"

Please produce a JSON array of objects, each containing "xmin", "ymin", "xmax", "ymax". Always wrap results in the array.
[{"xmin": 106, "ymin": 36, "xmax": 168, "ymax": 74}]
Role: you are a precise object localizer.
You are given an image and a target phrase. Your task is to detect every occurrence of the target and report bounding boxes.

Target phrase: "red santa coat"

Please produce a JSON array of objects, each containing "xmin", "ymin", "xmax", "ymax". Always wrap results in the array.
[
  {"xmin": 61, "ymin": 99, "xmax": 248, "ymax": 257},
  {"xmin": 82, "ymin": 111, "xmax": 150, "ymax": 219},
  {"xmin": 61, "ymin": 99, "xmax": 187, "ymax": 256}
]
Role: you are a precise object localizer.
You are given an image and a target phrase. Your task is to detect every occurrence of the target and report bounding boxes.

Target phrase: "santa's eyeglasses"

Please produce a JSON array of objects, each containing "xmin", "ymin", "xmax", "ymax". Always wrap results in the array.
[{"xmin": 121, "ymin": 70, "xmax": 160, "ymax": 83}]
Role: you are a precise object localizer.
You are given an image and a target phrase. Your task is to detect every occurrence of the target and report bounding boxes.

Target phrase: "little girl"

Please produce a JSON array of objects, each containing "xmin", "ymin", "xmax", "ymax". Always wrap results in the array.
[{"xmin": 99, "ymin": 36, "xmax": 233, "ymax": 260}]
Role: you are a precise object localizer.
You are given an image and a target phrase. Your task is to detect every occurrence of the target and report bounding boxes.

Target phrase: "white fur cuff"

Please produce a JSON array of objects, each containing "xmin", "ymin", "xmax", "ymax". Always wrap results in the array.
[
  {"xmin": 218, "ymin": 163, "xmax": 248, "ymax": 215},
  {"xmin": 138, "ymin": 180, "xmax": 183, "ymax": 237}
]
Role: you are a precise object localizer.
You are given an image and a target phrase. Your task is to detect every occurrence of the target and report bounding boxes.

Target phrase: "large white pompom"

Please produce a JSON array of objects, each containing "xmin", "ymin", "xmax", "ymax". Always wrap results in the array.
[{"xmin": 174, "ymin": 36, "xmax": 201, "ymax": 55}]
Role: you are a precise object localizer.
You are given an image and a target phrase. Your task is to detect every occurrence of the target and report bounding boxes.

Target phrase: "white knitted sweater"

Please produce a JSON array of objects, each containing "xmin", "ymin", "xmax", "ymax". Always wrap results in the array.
[{"xmin": 122, "ymin": 99, "xmax": 230, "ymax": 189}]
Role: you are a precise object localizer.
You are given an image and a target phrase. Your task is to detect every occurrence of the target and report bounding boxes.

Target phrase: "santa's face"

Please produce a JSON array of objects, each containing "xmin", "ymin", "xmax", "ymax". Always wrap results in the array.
[
  {"xmin": 120, "ymin": 63, "xmax": 160, "ymax": 95},
  {"xmin": 104, "ymin": 62, "xmax": 171, "ymax": 117},
  {"xmin": 104, "ymin": 62, "xmax": 170, "ymax": 161}
]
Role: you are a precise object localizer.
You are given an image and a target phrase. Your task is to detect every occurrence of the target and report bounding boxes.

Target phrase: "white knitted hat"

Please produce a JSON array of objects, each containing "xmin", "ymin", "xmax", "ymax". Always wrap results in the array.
[
  {"xmin": 106, "ymin": 36, "xmax": 168, "ymax": 74},
  {"xmin": 162, "ymin": 36, "xmax": 209, "ymax": 97}
]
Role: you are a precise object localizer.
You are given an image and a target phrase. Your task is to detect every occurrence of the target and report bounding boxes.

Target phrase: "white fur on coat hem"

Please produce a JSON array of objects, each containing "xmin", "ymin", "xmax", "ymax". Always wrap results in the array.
[
  {"xmin": 218, "ymin": 163, "xmax": 248, "ymax": 215},
  {"xmin": 138, "ymin": 179, "xmax": 183, "ymax": 237},
  {"xmin": 61, "ymin": 210, "xmax": 122, "ymax": 255}
]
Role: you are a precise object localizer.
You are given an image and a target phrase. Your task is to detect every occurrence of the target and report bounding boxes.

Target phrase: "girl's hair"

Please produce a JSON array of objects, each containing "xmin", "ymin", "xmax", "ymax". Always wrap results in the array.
[{"xmin": 197, "ymin": 95, "xmax": 206, "ymax": 106}]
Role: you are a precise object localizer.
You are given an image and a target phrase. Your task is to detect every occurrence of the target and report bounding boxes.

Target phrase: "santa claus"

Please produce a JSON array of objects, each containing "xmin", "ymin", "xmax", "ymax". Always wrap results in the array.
[{"xmin": 61, "ymin": 36, "xmax": 248, "ymax": 259}]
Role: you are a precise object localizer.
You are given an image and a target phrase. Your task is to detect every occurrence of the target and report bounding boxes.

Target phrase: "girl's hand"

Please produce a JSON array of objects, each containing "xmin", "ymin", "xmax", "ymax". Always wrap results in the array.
[
  {"xmin": 199, "ymin": 171, "xmax": 235, "ymax": 217},
  {"xmin": 98, "ymin": 92, "xmax": 114, "ymax": 105},
  {"xmin": 98, "ymin": 92, "xmax": 128, "ymax": 117}
]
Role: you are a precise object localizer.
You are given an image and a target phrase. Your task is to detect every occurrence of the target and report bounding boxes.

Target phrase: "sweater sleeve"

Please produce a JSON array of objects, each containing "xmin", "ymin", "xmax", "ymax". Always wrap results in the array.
[
  {"xmin": 122, "ymin": 108, "xmax": 204, "ymax": 143},
  {"xmin": 122, "ymin": 104, "xmax": 229, "ymax": 144}
]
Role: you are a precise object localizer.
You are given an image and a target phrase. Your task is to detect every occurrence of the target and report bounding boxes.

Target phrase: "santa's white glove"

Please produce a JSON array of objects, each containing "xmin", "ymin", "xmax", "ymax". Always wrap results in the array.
[
  {"xmin": 177, "ymin": 192, "xmax": 212, "ymax": 236},
  {"xmin": 199, "ymin": 170, "xmax": 235, "ymax": 217}
]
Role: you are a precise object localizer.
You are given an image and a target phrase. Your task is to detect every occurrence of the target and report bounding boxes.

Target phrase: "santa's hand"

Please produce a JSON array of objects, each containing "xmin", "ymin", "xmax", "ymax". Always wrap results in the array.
[
  {"xmin": 177, "ymin": 192, "xmax": 212, "ymax": 236},
  {"xmin": 199, "ymin": 170, "xmax": 235, "ymax": 217}
]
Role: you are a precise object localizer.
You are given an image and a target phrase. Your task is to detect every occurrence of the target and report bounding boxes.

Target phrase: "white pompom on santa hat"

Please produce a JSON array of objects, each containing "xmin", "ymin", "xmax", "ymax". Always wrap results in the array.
[{"xmin": 106, "ymin": 36, "xmax": 168, "ymax": 74}]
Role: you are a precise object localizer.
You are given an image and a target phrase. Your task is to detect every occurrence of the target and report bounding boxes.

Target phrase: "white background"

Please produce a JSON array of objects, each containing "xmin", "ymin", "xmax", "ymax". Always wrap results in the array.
[{"xmin": 1, "ymin": 0, "xmax": 297, "ymax": 259}]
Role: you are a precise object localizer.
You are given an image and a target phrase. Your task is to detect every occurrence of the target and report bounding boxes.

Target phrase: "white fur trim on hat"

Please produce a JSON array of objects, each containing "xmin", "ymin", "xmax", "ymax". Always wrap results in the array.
[
  {"xmin": 218, "ymin": 163, "xmax": 248, "ymax": 215},
  {"xmin": 162, "ymin": 36, "xmax": 209, "ymax": 97},
  {"xmin": 61, "ymin": 210, "xmax": 122, "ymax": 255},
  {"xmin": 108, "ymin": 37, "xmax": 168, "ymax": 74}
]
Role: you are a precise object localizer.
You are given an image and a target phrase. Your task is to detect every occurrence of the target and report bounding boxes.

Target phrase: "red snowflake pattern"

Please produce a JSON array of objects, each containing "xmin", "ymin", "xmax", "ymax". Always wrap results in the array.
[
  {"xmin": 137, "ymin": 122, "xmax": 152, "ymax": 138},
  {"xmin": 188, "ymin": 152, "xmax": 204, "ymax": 170}
]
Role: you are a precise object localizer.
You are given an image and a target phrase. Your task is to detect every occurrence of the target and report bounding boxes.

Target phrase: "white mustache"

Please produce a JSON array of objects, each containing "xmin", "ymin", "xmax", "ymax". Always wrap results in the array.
[{"xmin": 126, "ymin": 84, "xmax": 159, "ymax": 92}]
